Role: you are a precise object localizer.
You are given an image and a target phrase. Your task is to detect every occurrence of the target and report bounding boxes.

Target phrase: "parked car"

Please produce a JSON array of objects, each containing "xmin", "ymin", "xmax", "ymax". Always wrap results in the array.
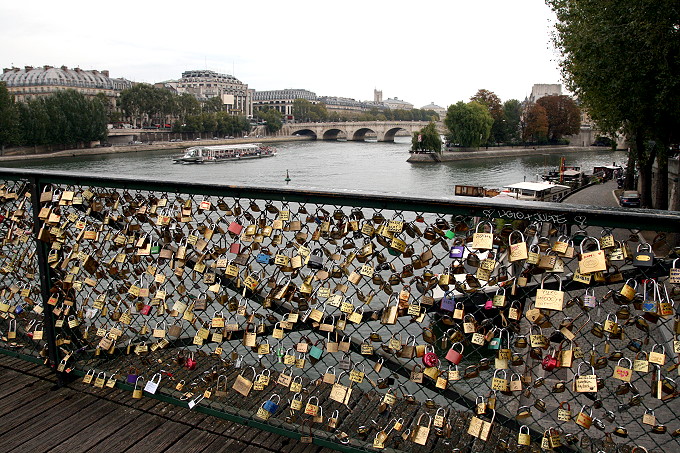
[{"xmin": 620, "ymin": 190, "xmax": 640, "ymax": 207}]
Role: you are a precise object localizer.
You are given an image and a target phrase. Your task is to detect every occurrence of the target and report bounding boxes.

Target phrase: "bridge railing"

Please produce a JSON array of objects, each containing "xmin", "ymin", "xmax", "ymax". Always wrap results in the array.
[{"xmin": 0, "ymin": 168, "xmax": 679, "ymax": 453}]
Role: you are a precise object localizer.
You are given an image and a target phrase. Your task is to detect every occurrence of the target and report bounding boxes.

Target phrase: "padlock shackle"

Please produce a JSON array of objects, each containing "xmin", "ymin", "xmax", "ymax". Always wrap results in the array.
[
  {"xmin": 579, "ymin": 236, "xmax": 601, "ymax": 253},
  {"xmin": 508, "ymin": 230, "xmax": 525, "ymax": 244}
]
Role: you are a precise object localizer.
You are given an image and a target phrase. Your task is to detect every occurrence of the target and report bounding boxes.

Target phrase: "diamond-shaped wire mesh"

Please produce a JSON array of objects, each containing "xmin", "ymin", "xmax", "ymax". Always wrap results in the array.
[{"xmin": 0, "ymin": 170, "xmax": 678, "ymax": 453}]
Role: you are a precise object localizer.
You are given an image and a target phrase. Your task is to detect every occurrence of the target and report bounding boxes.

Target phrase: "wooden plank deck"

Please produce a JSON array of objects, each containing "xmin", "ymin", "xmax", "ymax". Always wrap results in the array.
[{"xmin": 0, "ymin": 355, "xmax": 334, "ymax": 453}]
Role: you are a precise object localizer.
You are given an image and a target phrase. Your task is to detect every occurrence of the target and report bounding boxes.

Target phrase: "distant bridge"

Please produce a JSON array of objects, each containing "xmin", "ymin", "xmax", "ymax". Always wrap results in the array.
[{"xmin": 281, "ymin": 121, "xmax": 446, "ymax": 142}]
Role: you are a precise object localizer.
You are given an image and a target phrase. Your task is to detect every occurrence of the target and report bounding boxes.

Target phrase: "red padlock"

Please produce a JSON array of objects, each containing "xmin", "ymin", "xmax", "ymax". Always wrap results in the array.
[
  {"xmin": 541, "ymin": 346, "xmax": 558, "ymax": 371},
  {"xmin": 139, "ymin": 304, "xmax": 152, "ymax": 315},
  {"xmin": 445, "ymin": 342, "xmax": 464, "ymax": 365},
  {"xmin": 184, "ymin": 352, "xmax": 197, "ymax": 370},
  {"xmin": 422, "ymin": 345, "xmax": 440, "ymax": 367}
]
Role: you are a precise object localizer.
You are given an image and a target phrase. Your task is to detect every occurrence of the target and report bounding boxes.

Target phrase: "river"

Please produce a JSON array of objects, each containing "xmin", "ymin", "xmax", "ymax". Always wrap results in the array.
[{"xmin": 1, "ymin": 138, "xmax": 627, "ymax": 197}]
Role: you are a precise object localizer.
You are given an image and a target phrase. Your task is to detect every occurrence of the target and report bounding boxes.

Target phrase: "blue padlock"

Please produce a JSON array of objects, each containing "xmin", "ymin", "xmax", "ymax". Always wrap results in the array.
[
  {"xmin": 440, "ymin": 291, "xmax": 456, "ymax": 312},
  {"xmin": 309, "ymin": 343, "xmax": 323, "ymax": 361},
  {"xmin": 262, "ymin": 394, "xmax": 281, "ymax": 414},
  {"xmin": 256, "ymin": 252, "xmax": 272, "ymax": 265}
]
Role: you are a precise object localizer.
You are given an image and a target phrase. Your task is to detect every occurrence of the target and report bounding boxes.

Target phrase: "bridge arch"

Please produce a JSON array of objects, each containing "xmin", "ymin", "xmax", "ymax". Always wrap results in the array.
[
  {"xmin": 292, "ymin": 129, "xmax": 317, "ymax": 139},
  {"xmin": 382, "ymin": 126, "xmax": 411, "ymax": 143},
  {"xmin": 321, "ymin": 128, "xmax": 346, "ymax": 140},
  {"xmin": 349, "ymin": 127, "xmax": 378, "ymax": 142}
]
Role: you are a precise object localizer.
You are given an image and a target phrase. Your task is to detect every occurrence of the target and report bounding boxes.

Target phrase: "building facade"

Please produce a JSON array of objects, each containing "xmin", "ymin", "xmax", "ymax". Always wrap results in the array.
[
  {"xmin": 166, "ymin": 70, "xmax": 252, "ymax": 117},
  {"xmin": 528, "ymin": 83, "xmax": 562, "ymax": 103},
  {"xmin": 252, "ymin": 89, "xmax": 317, "ymax": 117},
  {"xmin": 420, "ymin": 102, "xmax": 446, "ymax": 118},
  {"xmin": 382, "ymin": 97, "xmax": 413, "ymax": 110},
  {"xmin": 0, "ymin": 65, "xmax": 132, "ymax": 107}
]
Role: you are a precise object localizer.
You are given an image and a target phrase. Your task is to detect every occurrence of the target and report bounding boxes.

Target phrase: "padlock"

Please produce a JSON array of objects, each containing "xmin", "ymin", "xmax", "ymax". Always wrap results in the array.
[
  {"xmin": 517, "ymin": 425, "xmax": 531, "ymax": 445},
  {"xmin": 578, "ymin": 236, "xmax": 607, "ymax": 274},
  {"xmin": 307, "ymin": 248, "xmax": 324, "ymax": 270},
  {"xmin": 542, "ymin": 346, "xmax": 559, "ymax": 371},
  {"xmin": 445, "ymin": 342, "xmax": 464, "ymax": 365},
  {"xmin": 449, "ymin": 238, "xmax": 465, "ymax": 258},
  {"xmin": 422, "ymin": 345, "xmax": 439, "ymax": 367},
  {"xmin": 411, "ymin": 413, "xmax": 432, "ymax": 445},
  {"xmin": 440, "ymin": 291, "xmax": 455, "ymax": 312},
  {"xmin": 632, "ymin": 243, "xmax": 654, "ymax": 267},
  {"xmin": 557, "ymin": 401, "xmax": 572, "ymax": 421}
]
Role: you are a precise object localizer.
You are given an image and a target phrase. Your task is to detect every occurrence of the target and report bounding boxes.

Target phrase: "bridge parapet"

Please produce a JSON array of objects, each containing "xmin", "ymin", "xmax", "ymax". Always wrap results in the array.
[{"xmin": 283, "ymin": 121, "xmax": 445, "ymax": 142}]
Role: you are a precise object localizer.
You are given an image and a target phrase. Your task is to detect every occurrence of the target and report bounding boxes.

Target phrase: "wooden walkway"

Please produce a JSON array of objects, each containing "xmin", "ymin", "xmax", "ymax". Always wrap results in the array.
[{"xmin": 0, "ymin": 354, "xmax": 333, "ymax": 453}]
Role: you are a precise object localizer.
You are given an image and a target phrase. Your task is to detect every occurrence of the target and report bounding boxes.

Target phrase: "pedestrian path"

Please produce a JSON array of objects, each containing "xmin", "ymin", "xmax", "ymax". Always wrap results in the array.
[{"xmin": 0, "ymin": 354, "xmax": 331, "ymax": 453}]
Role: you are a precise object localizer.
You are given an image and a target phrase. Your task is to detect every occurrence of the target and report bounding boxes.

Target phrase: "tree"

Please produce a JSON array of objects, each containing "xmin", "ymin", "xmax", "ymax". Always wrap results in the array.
[
  {"xmin": 255, "ymin": 109, "xmax": 283, "ymax": 133},
  {"xmin": 522, "ymin": 103, "xmax": 549, "ymax": 144},
  {"xmin": 411, "ymin": 122, "xmax": 442, "ymax": 153},
  {"xmin": 471, "ymin": 89, "xmax": 504, "ymax": 144},
  {"xmin": 536, "ymin": 95, "xmax": 581, "ymax": 141},
  {"xmin": 547, "ymin": 0, "xmax": 680, "ymax": 209},
  {"xmin": 0, "ymin": 82, "xmax": 20, "ymax": 153},
  {"xmin": 203, "ymin": 96, "xmax": 224, "ymax": 113},
  {"xmin": 501, "ymin": 99, "xmax": 522, "ymax": 144},
  {"xmin": 444, "ymin": 101, "xmax": 493, "ymax": 148}
]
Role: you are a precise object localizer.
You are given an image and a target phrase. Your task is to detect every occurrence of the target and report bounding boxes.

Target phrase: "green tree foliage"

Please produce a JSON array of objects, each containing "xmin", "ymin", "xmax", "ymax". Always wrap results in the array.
[
  {"xmin": 501, "ymin": 99, "xmax": 522, "ymax": 144},
  {"xmin": 179, "ymin": 112, "xmax": 250, "ymax": 136},
  {"xmin": 255, "ymin": 109, "xmax": 283, "ymax": 133},
  {"xmin": 411, "ymin": 122, "xmax": 442, "ymax": 153},
  {"xmin": 176, "ymin": 93, "xmax": 201, "ymax": 119},
  {"xmin": 522, "ymin": 103, "xmax": 549, "ymax": 144},
  {"xmin": 444, "ymin": 101, "xmax": 493, "ymax": 148},
  {"xmin": 202, "ymin": 96, "xmax": 224, "ymax": 113},
  {"xmin": 0, "ymin": 82, "xmax": 20, "ymax": 152},
  {"xmin": 536, "ymin": 95, "xmax": 581, "ymax": 141},
  {"xmin": 547, "ymin": 0, "xmax": 680, "ymax": 208},
  {"xmin": 119, "ymin": 84, "xmax": 177, "ymax": 127},
  {"xmin": 471, "ymin": 89, "xmax": 504, "ymax": 144},
  {"xmin": 12, "ymin": 89, "xmax": 107, "ymax": 149}
]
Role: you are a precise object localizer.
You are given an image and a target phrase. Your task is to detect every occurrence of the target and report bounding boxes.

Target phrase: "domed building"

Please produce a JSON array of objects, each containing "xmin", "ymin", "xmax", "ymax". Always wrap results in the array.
[
  {"xmin": 0, "ymin": 65, "xmax": 132, "ymax": 106},
  {"xmin": 420, "ymin": 102, "xmax": 446, "ymax": 118}
]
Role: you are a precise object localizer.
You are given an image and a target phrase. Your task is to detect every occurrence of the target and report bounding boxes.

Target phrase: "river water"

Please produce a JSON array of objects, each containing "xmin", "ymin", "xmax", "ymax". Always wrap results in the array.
[{"xmin": 2, "ymin": 138, "xmax": 627, "ymax": 197}]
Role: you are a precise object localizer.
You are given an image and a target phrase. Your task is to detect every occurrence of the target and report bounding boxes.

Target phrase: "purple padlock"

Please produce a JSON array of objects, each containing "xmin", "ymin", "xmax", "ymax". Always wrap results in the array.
[
  {"xmin": 440, "ymin": 291, "xmax": 456, "ymax": 311},
  {"xmin": 449, "ymin": 244, "xmax": 465, "ymax": 259},
  {"xmin": 126, "ymin": 367, "xmax": 139, "ymax": 384}
]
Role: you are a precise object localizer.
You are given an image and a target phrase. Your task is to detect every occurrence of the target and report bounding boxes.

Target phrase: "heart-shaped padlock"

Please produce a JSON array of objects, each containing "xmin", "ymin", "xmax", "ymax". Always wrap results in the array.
[
  {"xmin": 541, "ymin": 347, "xmax": 558, "ymax": 371},
  {"xmin": 422, "ymin": 345, "xmax": 439, "ymax": 367},
  {"xmin": 185, "ymin": 353, "xmax": 197, "ymax": 370}
]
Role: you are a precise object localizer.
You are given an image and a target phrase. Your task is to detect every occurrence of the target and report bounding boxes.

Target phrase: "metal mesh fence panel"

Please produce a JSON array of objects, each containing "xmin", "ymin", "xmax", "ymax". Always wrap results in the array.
[{"xmin": 0, "ymin": 169, "xmax": 678, "ymax": 453}]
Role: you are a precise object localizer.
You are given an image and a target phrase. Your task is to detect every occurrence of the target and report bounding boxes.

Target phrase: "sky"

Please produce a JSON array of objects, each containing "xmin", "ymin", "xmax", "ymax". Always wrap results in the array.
[{"xmin": 0, "ymin": 0, "xmax": 564, "ymax": 109}]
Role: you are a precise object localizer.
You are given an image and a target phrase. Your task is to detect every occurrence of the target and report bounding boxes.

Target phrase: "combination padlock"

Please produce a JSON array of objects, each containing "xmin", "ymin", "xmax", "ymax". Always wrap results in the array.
[{"xmin": 422, "ymin": 345, "xmax": 439, "ymax": 367}]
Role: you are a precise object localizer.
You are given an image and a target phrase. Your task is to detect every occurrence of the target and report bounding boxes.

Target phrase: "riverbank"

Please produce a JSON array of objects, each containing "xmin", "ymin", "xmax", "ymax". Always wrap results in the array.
[
  {"xmin": 0, "ymin": 136, "xmax": 307, "ymax": 163},
  {"xmin": 407, "ymin": 145, "xmax": 609, "ymax": 163}
]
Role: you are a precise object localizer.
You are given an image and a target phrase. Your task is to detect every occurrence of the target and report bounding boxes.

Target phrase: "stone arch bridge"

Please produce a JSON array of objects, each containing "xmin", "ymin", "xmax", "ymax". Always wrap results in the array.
[{"xmin": 281, "ymin": 121, "xmax": 446, "ymax": 142}]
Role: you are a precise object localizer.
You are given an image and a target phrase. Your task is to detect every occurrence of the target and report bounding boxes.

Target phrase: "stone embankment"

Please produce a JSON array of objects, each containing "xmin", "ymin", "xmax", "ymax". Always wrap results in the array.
[
  {"xmin": 407, "ymin": 146, "xmax": 606, "ymax": 163},
  {"xmin": 0, "ymin": 136, "xmax": 305, "ymax": 163}
]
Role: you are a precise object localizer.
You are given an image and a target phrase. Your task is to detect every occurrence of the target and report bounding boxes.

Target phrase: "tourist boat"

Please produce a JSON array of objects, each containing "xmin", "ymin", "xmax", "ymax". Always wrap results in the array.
[
  {"xmin": 495, "ymin": 181, "xmax": 571, "ymax": 202},
  {"xmin": 172, "ymin": 143, "xmax": 276, "ymax": 164}
]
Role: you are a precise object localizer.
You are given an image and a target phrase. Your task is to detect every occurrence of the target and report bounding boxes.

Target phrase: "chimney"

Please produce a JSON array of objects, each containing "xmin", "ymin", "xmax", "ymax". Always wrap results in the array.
[
  {"xmin": 24, "ymin": 66, "xmax": 33, "ymax": 71},
  {"xmin": 102, "ymin": 70, "xmax": 109, "ymax": 77}
]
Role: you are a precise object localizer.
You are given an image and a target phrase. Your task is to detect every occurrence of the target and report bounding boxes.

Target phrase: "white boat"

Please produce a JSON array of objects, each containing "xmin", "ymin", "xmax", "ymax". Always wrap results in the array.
[
  {"xmin": 172, "ymin": 143, "xmax": 276, "ymax": 164},
  {"xmin": 495, "ymin": 181, "xmax": 571, "ymax": 202}
]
